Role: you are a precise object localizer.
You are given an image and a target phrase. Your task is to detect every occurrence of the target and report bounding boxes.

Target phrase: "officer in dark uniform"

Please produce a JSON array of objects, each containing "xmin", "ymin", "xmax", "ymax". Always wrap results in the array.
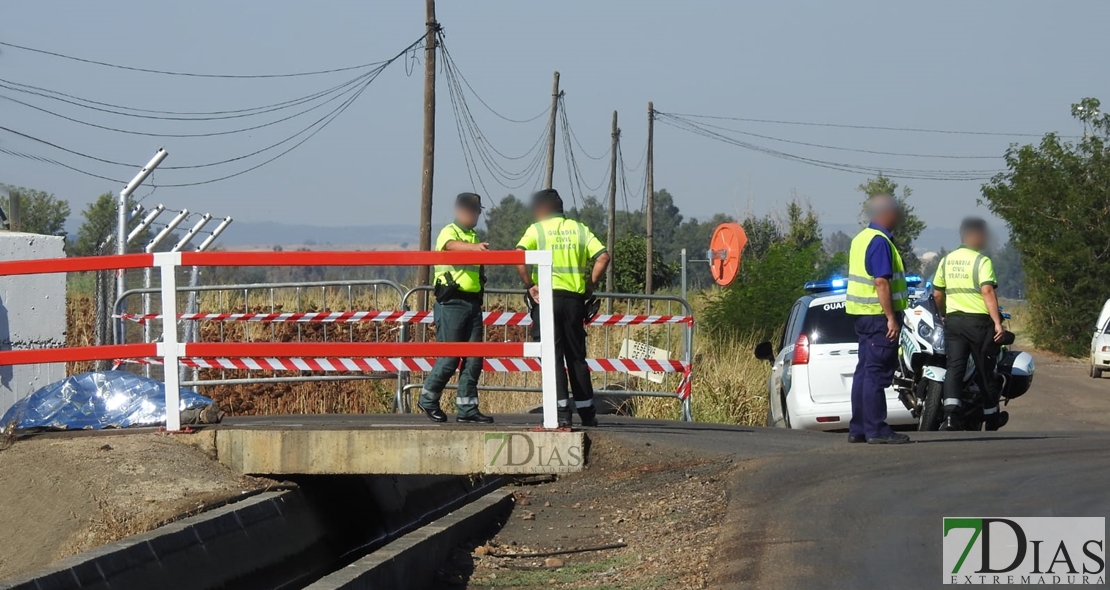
[
  {"xmin": 933, "ymin": 217, "xmax": 1008, "ymax": 431},
  {"xmin": 419, "ymin": 192, "xmax": 494, "ymax": 424},
  {"xmin": 514, "ymin": 189, "xmax": 610, "ymax": 428}
]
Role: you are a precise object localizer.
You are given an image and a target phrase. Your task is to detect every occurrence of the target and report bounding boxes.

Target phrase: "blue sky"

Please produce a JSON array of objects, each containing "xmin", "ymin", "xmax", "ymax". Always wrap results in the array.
[{"xmin": 1, "ymin": 0, "xmax": 1107, "ymax": 236}]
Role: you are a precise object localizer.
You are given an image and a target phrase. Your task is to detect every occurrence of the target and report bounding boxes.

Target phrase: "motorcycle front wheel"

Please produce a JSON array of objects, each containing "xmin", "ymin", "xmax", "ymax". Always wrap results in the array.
[{"xmin": 917, "ymin": 379, "xmax": 944, "ymax": 431}]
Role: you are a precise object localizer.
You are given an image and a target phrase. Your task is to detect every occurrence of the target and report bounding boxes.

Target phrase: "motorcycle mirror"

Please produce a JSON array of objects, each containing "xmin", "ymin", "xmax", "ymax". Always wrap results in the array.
[{"xmin": 754, "ymin": 341, "xmax": 775, "ymax": 363}]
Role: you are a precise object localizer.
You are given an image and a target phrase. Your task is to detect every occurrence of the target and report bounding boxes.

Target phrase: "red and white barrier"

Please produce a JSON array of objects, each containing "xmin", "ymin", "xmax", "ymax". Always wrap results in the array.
[
  {"xmin": 0, "ymin": 249, "xmax": 561, "ymax": 430},
  {"xmin": 121, "ymin": 356, "xmax": 693, "ymax": 400},
  {"xmin": 116, "ymin": 310, "xmax": 693, "ymax": 327}
]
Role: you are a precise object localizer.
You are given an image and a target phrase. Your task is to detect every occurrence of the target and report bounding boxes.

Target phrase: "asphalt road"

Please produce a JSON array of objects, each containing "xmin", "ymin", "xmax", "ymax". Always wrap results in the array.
[{"xmin": 597, "ymin": 351, "xmax": 1110, "ymax": 589}]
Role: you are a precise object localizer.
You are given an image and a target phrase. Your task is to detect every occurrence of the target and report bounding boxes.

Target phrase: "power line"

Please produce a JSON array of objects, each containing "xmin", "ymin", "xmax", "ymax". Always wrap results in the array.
[
  {"xmin": 558, "ymin": 96, "xmax": 610, "ymax": 161},
  {"xmin": 438, "ymin": 39, "xmax": 550, "ymax": 124},
  {"xmin": 0, "ymin": 68, "xmax": 380, "ymax": 120},
  {"xmin": 0, "ymin": 40, "xmax": 391, "ymax": 79},
  {"xmin": 664, "ymin": 111, "xmax": 1068, "ymax": 138},
  {"xmin": 0, "ymin": 146, "xmax": 125, "ymax": 184},
  {"xmin": 0, "ymin": 35, "xmax": 425, "ymax": 188},
  {"xmin": 657, "ymin": 114, "xmax": 1002, "ymax": 181},
  {"xmin": 657, "ymin": 112, "xmax": 1001, "ymax": 160},
  {"xmin": 0, "ymin": 65, "xmax": 383, "ymax": 138}
]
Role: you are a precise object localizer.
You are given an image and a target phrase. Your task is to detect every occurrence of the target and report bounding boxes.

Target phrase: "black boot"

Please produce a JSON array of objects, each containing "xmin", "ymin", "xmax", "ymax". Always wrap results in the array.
[
  {"xmin": 941, "ymin": 414, "xmax": 959, "ymax": 431},
  {"xmin": 422, "ymin": 406, "xmax": 447, "ymax": 423},
  {"xmin": 456, "ymin": 412, "xmax": 495, "ymax": 424},
  {"xmin": 985, "ymin": 411, "xmax": 1009, "ymax": 431}
]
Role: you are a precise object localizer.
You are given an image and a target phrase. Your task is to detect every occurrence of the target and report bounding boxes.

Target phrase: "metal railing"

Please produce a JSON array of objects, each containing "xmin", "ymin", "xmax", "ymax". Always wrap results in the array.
[
  {"xmin": 398, "ymin": 286, "xmax": 695, "ymax": 421},
  {"xmin": 115, "ymin": 279, "xmax": 408, "ymax": 400}
]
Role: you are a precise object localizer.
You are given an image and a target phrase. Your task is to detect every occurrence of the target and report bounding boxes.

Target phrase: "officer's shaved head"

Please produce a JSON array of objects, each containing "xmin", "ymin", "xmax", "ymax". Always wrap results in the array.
[{"xmin": 866, "ymin": 194, "xmax": 900, "ymax": 231}]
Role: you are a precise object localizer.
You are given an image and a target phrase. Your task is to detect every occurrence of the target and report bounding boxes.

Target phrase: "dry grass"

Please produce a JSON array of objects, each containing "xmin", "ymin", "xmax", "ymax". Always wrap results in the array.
[{"xmin": 67, "ymin": 286, "xmax": 772, "ymax": 426}]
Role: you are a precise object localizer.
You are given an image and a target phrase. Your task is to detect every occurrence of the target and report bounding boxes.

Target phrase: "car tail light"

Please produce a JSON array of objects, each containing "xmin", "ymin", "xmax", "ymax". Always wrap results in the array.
[
  {"xmin": 793, "ymin": 333, "xmax": 810, "ymax": 365},
  {"xmin": 816, "ymin": 416, "xmax": 841, "ymax": 423}
]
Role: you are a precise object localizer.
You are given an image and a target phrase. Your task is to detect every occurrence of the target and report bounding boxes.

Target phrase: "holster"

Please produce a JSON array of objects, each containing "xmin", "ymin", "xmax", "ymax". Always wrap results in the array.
[{"xmin": 434, "ymin": 274, "xmax": 460, "ymax": 304}]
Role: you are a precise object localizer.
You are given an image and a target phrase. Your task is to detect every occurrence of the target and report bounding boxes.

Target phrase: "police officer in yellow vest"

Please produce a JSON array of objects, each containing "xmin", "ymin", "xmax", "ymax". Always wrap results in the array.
[
  {"xmin": 515, "ymin": 189, "xmax": 611, "ymax": 428},
  {"xmin": 846, "ymin": 194, "xmax": 911, "ymax": 444},
  {"xmin": 932, "ymin": 217, "xmax": 1008, "ymax": 431},
  {"xmin": 419, "ymin": 192, "xmax": 495, "ymax": 424}
]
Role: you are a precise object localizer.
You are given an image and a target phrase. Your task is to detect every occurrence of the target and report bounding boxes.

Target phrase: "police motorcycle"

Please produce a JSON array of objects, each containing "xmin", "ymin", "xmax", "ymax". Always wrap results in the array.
[{"xmin": 894, "ymin": 280, "xmax": 1034, "ymax": 431}]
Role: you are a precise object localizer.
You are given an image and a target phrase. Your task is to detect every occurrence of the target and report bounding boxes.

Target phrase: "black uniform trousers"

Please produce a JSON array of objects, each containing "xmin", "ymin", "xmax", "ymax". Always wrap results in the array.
[
  {"xmin": 943, "ymin": 312, "xmax": 1002, "ymax": 419},
  {"xmin": 530, "ymin": 291, "xmax": 596, "ymax": 423}
]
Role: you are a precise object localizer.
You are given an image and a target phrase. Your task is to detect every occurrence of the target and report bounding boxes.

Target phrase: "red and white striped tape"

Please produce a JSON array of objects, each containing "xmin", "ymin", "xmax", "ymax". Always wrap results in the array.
[
  {"xmin": 116, "ymin": 310, "xmax": 692, "ymax": 326},
  {"xmin": 125, "ymin": 356, "xmax": 688, "ymax": 374}
]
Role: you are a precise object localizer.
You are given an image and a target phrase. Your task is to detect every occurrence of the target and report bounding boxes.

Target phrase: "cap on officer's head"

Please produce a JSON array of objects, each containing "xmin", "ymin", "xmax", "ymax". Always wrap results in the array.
[
  {"xmin": 455, "ymin": 192, "xmax": 483, "ymax": 212},
  {"xmin": 530, "ymin": 188, "xmax": 563, "ymax": 213}
]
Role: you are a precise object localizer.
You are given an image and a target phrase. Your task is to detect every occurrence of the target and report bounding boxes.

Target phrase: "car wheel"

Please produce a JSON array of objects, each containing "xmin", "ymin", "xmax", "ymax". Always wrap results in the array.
[
  {"xmin": 781, "ymin": 391, "xmax": 792, "ymax": 429},
  {"xmin": 1091, "ymin": 365, "xmax": 1103, "ymax": 379}
]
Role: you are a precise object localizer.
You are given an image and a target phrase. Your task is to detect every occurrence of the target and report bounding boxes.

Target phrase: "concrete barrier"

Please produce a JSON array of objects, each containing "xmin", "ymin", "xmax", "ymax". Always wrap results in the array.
[
  {"xmin": 216, "ymin": 427, "xmax": 586, "ymax": 475},
  {"xmin": 0, "ymin": 231, "xmax": 65, "ymax": 417},
  {"xmin": 307, "ymin": 489, "xmax": 514, "ymax": 590}
]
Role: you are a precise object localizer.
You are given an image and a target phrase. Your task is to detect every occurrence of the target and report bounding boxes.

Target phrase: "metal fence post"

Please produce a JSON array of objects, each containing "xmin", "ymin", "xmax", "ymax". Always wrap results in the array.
[
  {"xmin": 155, "ymin": 252, "xmax": 183, "ymax": 431},
  {"xmin": 526, "ymin": 250, "xmax": 557, "ymax": 429}
]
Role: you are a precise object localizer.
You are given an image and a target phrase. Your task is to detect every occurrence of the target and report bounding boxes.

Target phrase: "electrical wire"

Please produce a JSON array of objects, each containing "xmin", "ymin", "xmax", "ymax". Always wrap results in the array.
[
  {"xmin": 438, "ymin": 32, "xmax": 550, "ymax": 191},
  {"xmin": 0, "ymin": 146, "xmax": 125, "ymax": 184},
  {"xmin": 0, "ymin": 35, "xmax": 425, "ymax": 188},
  {"xmin": 0, "ymin": 68, "xmax": 381, "ymax": 120},
  {"xmin": 559, "ymin": 97, "xmax": 610, "ymax": 161},
  {"xmin": 664, "ymin": 111, "xmax": 1070, "ymax": 138},
  {"xmin": 656, "ymin": 113, "xmax": 1002, "ymax": 181},
  {"xmin": 0, "ymin": 40, "xmax": 391, "ymax": 79},
  {"xmin": 657, "ymin": 112, "xmax": 1000, "ymax": 160},
  {"xmin": 438, "ymin": 38, "xmax": 550, "ymax": 124},
  {"xmin": 0, "ymin": 60, "xmax": 393, "ymax": 171}
]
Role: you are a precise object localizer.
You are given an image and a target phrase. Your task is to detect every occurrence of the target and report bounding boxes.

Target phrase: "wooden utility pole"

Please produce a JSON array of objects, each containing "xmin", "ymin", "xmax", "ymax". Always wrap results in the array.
[
  {"xmin": 417, "ymin": 0, "xmax": 438, "ymax": 291},
  {"xmin": 543, "ymin": 71, "xmax": 561, "ymax": 189},
  {"xmin": 645, "ymin": 101, "xmax": 655, "ymax": 294},
  {"xmin": 606, "ymin": 111, "xmax": 619, "ymax": 292}
]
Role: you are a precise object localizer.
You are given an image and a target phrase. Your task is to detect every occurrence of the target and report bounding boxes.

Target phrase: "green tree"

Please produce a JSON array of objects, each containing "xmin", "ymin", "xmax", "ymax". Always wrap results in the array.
[
  {"xmin": 857, "ymin": 174, "xmax": 926, "ymax": 272},
  {"xmin": 739, "ymin": 215, "xmax": 783, "ymax": 261},
  {"xmin": 990, "ymin": 241, "xmax": 1025, "ymax": 299},
  {"xmin": 824, "ymin": 230, "xmax": 852, "ymax": 256},
  {"xmin": 73, "ymin": 192, "xmax": 147, "ymax": 256},
  {"xmin": 1, "ymin": 184, "xmax": 71, "ymax": 237},
  {"xmin": 483, "ymin": 194, "xmax": 531, "ymax": 250},
  {"xmin": 980, "ymin": 97, "xmax": 1109, "ymax": 354},
  {"xmin": 611, "ymin": 234, "xmax": 677, "ymax": 293},
  {"xmin": 567, "ymin": 195, "xmax": 607, "ymax": 237}
]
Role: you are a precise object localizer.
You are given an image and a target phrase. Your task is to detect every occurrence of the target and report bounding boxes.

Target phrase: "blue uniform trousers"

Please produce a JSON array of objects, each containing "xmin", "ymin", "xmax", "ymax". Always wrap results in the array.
[{"xmin": 849, "ymin": 315, "xmax": 899, "ymax": 439}]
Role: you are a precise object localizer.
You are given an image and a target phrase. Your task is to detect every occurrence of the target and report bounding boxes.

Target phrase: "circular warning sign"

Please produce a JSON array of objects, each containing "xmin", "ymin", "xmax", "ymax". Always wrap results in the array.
[{"xmin": 709, "ymin": 222, "xmax": 747, "ymax": 286}]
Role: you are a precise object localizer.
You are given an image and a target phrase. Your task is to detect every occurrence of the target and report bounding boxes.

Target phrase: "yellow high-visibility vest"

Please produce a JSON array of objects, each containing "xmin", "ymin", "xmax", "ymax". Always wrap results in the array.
[
  {"xmin": 933, "ymin": 246, "xmax": 995, "ymax": 314},
  {"xmin": 515, "ymin": 215, "xmax": 606, "ymax": 294},
  {"xmin": 846, "ymin": 227, "xmax": 908, "ymax": 315},
  {"xmin": 434, "ymin": 222, "xmax": 482, "ymax": 293}
]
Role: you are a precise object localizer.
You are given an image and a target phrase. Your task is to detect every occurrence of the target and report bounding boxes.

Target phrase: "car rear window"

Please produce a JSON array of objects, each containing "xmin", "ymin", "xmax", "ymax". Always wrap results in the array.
[{"xmin": 802, "ymin": 299, "xmax": 857, "ymax": 344}]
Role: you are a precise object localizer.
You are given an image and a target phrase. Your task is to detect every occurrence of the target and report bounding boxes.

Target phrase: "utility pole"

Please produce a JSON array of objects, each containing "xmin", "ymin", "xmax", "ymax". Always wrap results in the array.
[
  {"xmin": 606, "ymin": 110, "xmax": 619, "ymax": 292},
  {"xmin": 543, "ymin": 71, "xmax": 561, "ymax": 189},
  {"xmin": 417, "ymin": 0, "xmax": 438, "ymax": 292},
  {"xmin": 645, "ymin": 101, "xmax": 655, "ymax": 294}
]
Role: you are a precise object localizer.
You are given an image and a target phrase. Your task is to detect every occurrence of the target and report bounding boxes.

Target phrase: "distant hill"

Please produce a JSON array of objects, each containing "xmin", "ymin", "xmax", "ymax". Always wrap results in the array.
[
  {"xmin": 823, "ymin": 223, "xmax": 961, "ymax": 254},
  {"xmin": 216, "ymin": 222, "xmax": 418, "ymax": 248}
]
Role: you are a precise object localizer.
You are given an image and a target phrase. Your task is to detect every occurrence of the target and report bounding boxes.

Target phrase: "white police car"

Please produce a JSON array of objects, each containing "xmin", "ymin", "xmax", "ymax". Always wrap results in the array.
[{"xmin": 753, "ymin": 277, "xmax": 918, "ymax": 431}]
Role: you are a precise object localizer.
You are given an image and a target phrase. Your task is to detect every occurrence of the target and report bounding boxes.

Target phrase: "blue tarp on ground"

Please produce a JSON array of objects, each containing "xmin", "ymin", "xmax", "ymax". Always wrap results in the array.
[{"xmin": 0, "ymin": 370, "xmax": 214, "ymax": 430}]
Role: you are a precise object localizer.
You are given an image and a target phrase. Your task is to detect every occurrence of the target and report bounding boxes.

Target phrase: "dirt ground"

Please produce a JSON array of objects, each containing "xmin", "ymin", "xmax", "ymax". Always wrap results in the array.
[
  {"xmin": 0, "ymin": 432, "xmax": 269, "ymax": 581},
  {"xmin": 440, "ymin": 434, "xmax": 732, "ymax": 590}
]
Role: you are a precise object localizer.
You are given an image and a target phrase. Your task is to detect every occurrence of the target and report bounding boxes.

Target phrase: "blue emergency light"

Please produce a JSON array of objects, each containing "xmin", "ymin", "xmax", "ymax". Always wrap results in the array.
[
  {"xmin": 803, "ymin": 277, "xmax": 847, "ymax": 293},
  {"xmin": 805, "ymin": 274, "xmax": 923, "ymax": 294}
]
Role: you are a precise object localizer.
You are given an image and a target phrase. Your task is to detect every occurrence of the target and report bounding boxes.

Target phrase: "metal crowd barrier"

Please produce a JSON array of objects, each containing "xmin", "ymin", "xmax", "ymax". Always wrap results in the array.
[
  {"xmin": 398, "ymin": 286, "xmax": 695, "ymax": 421},
  {"xmin": 115, "ymin": 279, "xmax": 409, "ymax": 398}
]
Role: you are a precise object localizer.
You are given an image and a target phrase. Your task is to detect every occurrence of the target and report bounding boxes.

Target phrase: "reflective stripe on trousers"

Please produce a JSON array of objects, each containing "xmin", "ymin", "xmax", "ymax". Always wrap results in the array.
[{"xmin": 456, "ymin": 396, "xmax": 479, "ymax": 407}]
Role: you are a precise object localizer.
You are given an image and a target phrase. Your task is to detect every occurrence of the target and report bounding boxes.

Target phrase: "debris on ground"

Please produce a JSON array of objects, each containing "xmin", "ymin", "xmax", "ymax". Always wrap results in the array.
[{"xmin": 440, "ymin": 434, "xmax": 730, "ymax": 589}]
